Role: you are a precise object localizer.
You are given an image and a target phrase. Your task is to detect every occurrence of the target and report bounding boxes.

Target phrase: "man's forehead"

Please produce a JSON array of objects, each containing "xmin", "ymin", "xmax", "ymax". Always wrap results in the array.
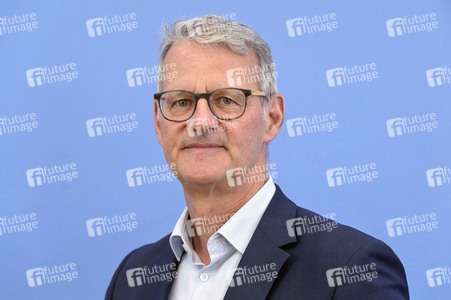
[
  {"xmin": 161, "ymin": 41, "xmax": 260, "ymax": 91},
  {"xmin": 163, "ymin": 41, "xmax": 258, "ymax": 69}
]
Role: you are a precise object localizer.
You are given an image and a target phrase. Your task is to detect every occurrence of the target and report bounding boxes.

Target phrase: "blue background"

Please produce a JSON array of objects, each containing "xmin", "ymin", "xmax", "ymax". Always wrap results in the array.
[{"xmin": 1, "ymin": 0, "xmax": 450, "ymax": 299}]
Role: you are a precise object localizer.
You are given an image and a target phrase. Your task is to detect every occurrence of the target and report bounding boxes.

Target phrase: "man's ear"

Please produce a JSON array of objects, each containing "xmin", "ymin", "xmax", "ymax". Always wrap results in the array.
[
  {"xmin": 263, "ymin": 93, "xmax": 285, "ymax": 144},
  {"xmin": 154, "ymin": 100, "xmax": 163, "ymax": 147}
]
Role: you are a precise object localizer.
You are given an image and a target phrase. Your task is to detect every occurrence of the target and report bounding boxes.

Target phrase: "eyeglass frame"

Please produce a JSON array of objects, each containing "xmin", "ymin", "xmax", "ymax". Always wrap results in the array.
[{"xmin": 154, "ymin": 87, "xmax": 266, "ymax": 122}]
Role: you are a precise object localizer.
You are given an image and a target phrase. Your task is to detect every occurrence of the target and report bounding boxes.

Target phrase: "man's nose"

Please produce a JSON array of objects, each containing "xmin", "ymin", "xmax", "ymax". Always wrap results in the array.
[{"xmin": 191, "ymin": 97, "xmax": 217, "ymax": 121}]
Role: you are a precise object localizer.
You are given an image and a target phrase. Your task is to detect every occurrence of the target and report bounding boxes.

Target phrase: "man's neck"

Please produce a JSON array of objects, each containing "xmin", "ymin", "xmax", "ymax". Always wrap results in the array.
[{"xmin": 183, "ymin": 178, "xmax": 267, "ymax": 265}]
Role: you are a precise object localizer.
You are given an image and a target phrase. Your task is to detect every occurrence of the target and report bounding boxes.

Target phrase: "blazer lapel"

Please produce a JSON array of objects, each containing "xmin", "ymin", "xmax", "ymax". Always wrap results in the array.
[
  {"xmin": 140, "ymin": 243, "xmax": 180, "ymax": 300},
  {"xmin": 224, "ymin": 185, "xmax": 298, "ymax": 299}
]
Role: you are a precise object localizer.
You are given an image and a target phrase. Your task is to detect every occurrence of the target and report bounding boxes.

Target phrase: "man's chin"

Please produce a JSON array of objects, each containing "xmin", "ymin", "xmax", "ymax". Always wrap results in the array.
[
  {"xmin": 176, "ymin": 152, "xmax": 231, "ymax": 184},
  {"xmin": 181, "ymin": 146, "xmax": 227, "ymax": 161},
  {"xmin": 178, "ymin": 168, "xmax": 228, "ymax": 186}
]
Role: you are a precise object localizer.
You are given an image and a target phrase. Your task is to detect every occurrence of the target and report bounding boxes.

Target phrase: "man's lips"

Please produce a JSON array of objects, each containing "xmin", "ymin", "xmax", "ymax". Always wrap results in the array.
[{"xmin": 183, "ymin": 143, "xmax": 225, "ymax": 150}]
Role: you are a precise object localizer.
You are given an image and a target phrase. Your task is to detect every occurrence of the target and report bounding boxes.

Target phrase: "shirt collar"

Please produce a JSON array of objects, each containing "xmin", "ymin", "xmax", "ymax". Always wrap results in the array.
[
  {"xmin": 169, "ymin": 177, "xmax": 276, "ymax": 261},
  {"xmin": 217, "ymin": 177, "xmax": 275, "ymax": 254},
  {"xmin": 169, "ymin": 207, "xmax": 190, "ymax": 261}
]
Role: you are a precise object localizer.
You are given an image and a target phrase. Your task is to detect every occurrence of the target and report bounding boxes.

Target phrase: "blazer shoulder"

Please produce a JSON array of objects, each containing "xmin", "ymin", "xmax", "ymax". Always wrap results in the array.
[
  {"xmin": 289, "ymin": 206, "xmax": 409, "ymax": 299},
  {"xmin": 234, "ymin": 186, "xmax": 409, "ymax": 299},
  {"xmin": 105, "ymin": 233, "xmax": 174, "ymax": 299},
  {"xmin": 271, "ymin": 185, "xmax": 383, "ymax": 251},
  {"xmin": 294, "ymin": 205, "xmax": 388, "ymax": 252},
  {"xmin": 124, "ymin": 233, "xmax": 172, "ymax": 263}
]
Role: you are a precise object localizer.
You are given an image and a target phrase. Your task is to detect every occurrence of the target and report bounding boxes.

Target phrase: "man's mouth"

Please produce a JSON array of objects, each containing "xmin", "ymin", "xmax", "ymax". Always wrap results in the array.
[{"xmin": 183, "ymin": 143, "xmax": 225, "ymax": 150}]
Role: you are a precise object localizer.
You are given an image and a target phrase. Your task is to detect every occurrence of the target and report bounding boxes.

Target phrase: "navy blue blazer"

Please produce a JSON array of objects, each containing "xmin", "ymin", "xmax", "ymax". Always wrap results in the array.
[{"xmin": 106, "ymin": 185, "xmax": 409, "ymax": 299}]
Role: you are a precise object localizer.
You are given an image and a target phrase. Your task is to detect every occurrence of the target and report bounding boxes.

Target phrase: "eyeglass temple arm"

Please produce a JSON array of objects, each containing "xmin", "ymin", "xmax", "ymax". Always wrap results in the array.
[{"xmin": 251, "ymin": 90, "xmax": 266, "ymax": 96}]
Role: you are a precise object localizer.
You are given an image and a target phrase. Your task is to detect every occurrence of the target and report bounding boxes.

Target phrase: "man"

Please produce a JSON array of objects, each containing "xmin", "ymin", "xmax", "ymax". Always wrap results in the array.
[{"xmin": 106, "ymin": 15, "xmax": 409, "ymax": 299}]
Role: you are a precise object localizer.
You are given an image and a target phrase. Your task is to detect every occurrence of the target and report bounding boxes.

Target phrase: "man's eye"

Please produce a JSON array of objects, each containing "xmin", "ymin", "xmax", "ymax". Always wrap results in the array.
[
  {"xmin": 220, "ymin": 97, "xmax": 234, "ymax": 105},
  {"xmin": 175, "ymin": 99, "xmax": 189, "ymax": 107}
]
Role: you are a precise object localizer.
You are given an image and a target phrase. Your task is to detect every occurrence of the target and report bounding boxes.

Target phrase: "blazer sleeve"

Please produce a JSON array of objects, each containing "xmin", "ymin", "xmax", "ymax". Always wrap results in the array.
[
  {"xmin": 332, "ymin": 240, "xmax": 409, "ymax": 299},
  {"xmin": 105, "ymin": 250, "xmax": 135, "ymax": 300}
]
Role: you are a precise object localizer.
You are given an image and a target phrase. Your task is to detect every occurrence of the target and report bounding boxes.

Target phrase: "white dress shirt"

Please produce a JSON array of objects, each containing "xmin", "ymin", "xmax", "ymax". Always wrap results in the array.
[{"xmin": 168, "ymin": 177, "xmax": 276, "ymax": 300}]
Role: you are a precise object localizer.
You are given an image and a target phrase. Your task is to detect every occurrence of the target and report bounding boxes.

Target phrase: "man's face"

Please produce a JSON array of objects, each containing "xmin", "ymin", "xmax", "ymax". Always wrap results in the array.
[{"xmin": 154, "ymin": 41, "xmax": 276, "ymax": 186}]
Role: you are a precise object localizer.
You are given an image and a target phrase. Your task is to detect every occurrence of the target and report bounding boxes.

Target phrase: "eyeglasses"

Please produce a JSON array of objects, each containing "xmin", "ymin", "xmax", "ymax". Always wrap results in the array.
[{"xmin": 154, "ymin": 88, "xmax": 266, "ymax": 122}]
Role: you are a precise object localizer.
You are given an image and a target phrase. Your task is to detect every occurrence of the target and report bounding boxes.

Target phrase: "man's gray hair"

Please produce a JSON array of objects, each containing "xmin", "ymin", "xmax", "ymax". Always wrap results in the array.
[{"xmin": 157, "ymin": 14, "xmax": 278, "ymax": 113}]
